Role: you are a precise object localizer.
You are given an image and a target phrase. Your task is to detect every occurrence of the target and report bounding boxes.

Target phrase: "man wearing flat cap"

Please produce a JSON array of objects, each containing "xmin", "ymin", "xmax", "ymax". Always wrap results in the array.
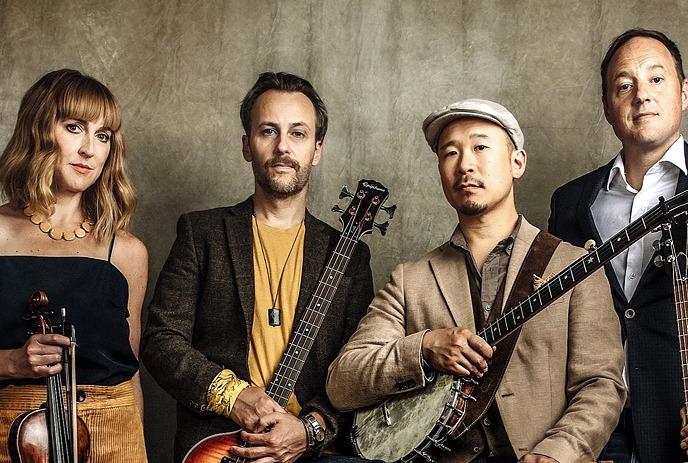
[{"xmin": 327, "ymin": 99, "xmax": 625, "ymax": 463}]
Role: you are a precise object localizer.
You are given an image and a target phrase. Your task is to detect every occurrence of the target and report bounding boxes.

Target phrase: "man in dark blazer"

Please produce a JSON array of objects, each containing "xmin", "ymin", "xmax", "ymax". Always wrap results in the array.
[
  {"xmin": 549, "ymin": 29, "xmax": 688, "ymax": 463},
  {"xmin": 141, "ymin": 72, "xmax": 374, "ymax": 463}
]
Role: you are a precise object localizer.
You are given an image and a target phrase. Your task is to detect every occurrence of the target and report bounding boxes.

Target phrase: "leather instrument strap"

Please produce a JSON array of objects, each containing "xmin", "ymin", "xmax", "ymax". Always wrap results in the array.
[{"xmin": 447, "ymin": 231, "xmax": 561, "ymax": 457}]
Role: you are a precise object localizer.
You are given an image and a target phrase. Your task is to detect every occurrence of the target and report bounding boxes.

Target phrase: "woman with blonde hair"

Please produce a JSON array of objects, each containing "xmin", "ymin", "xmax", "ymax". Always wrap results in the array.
[{"xmin": 0, "ymin": 69, "xmax": 148, "ymax": 462}]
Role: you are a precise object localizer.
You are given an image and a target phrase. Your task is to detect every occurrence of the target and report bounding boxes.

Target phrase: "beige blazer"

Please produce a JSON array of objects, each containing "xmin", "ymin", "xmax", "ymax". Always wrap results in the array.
[{"xmin": 327, "ymin": 218, "xmax": 626, "ymax": 463}]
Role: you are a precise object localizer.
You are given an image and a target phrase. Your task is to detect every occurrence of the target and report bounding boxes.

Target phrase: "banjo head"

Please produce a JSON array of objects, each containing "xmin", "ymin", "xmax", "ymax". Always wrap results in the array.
[{"xmin": 352, "ymin": 374, "xmax": 457, "ymax": 462}]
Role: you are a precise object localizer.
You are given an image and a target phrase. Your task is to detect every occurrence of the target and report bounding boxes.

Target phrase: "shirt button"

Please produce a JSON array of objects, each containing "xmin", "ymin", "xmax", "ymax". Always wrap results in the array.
[
  {"xmin": 625, "ymin": 308, "xmax": 636, "ymax": 319},
  {"xmin": 629, "ymin": 273, "xmax": 636, "ymax": 280},
  {"xmin": 472, "ymin": 446, "xmax": 481, "ymax": 453},
  {"xmin": 482, "ymin": 417, "xmax": 491, "ymax": 426}
]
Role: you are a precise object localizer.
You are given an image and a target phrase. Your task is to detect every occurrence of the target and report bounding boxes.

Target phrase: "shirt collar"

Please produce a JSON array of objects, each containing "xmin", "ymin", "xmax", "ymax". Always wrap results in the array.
[
  {"xmin": 606, "ymin": 135, "xmax": 687, "ymax": 191},
  {"xmin": 450, "ymin": 215, "xmax": 522, "ymax": 256}
]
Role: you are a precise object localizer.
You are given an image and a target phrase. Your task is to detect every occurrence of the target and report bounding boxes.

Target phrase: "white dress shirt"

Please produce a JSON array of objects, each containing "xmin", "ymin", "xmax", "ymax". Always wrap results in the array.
[{"xmin": 591, "ymin": 135, "xmax": 686, "ymax": 300}]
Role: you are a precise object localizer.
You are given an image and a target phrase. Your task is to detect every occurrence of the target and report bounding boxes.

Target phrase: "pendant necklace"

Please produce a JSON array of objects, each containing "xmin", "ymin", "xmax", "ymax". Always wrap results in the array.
[{"xmin": 253, "ymin": 216, "xmax": 304, "ymax": 327}]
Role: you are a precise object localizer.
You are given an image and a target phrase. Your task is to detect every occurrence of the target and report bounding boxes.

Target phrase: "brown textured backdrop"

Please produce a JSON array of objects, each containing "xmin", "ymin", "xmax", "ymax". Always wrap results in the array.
[{"xmin": 2, "ymin": 1, "xmax": 688, "ymax": 461}]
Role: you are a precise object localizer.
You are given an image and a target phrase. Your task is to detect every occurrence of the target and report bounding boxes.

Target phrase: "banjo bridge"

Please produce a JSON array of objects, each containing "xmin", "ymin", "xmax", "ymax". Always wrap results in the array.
[{"xmin": 382, "ymin": 401, "xmax": 392, "ymax": 426}]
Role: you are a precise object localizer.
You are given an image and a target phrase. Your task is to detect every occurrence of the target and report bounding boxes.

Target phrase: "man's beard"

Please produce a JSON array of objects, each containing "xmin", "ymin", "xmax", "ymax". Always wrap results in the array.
[
  {"xmin": 454, "ymin": 177, "xmax": 486, "ymax": 216},
  {"xmin": 253, "ymin": 156, "xmax": 312, "ymax": 199},
  {"xmin": 458, "ymin": 200, "xmax": 487, "ymax": 216}
]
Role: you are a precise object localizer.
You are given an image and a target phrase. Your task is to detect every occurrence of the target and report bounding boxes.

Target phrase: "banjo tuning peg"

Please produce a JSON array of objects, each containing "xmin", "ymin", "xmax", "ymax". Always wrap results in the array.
[{"xmin": 654, "ymin": 255, "xmax": 665, "ymax": 268}]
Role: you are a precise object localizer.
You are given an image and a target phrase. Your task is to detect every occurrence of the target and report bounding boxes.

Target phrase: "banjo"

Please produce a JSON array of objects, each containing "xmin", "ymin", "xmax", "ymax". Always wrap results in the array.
[{"xmin": 352, "ymin": 190, "xmax": 688, "ymax": 463}]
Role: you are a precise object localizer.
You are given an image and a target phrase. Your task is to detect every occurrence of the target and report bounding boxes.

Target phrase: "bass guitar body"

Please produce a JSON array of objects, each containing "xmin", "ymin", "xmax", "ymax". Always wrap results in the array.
[{"xmin": 182, "ymin": 430, "xmax": 243, "ymax": 463}]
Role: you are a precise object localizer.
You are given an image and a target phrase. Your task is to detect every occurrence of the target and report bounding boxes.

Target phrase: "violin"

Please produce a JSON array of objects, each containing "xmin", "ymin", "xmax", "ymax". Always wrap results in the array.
[{"xmin": 7, "ymin": 290, "xmax": 90, "ymax": 462}]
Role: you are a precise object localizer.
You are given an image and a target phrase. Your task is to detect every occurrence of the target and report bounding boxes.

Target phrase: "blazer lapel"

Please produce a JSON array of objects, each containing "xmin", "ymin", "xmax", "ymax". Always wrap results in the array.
[
  {"xmin": 675, "ymin": 141, "xmax": 688, "ymax": 194},
  {"xmin": 429, "ymin": 243, "xmax": 475, "ymax": 332},
  {"xmin": 501, "ymin": 218, "xmax": 538, "ymax": 312},
  {"xmin": 225, "ymin": 197, "xmax": 255, "ymax": 339},
  {"xmin": 294, "ymin": 212, "xmax": 331, "ymax": 323},
  {"xmin": 583, "ymin": 159, "xmax": 627, "ymax": 305},
  {"xmin": 577, "ymin": 161, "xmax": 608, "ymax": 250}
]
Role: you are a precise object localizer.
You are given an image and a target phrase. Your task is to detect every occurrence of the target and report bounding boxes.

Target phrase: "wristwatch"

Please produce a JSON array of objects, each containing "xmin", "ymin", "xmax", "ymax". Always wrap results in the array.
[{"xmin": 302, "ymin": 413, "xmax": 325, "ymax": 450}]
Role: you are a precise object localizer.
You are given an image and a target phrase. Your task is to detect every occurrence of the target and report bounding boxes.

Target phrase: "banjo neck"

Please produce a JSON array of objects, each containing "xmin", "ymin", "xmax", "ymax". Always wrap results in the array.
[{"xmin": 480, "ymin": 191, "xmax": 688, "ymax": 347}]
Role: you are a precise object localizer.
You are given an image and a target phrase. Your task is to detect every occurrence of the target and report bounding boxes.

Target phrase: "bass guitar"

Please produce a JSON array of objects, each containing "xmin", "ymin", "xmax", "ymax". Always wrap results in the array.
[
  {"xmin": 352, "ymin": 190, "xmax": 688, "ymax": 463},
  {"xmin": 183, "ymin": 179, "xmax": 394, "ymax": 463}
]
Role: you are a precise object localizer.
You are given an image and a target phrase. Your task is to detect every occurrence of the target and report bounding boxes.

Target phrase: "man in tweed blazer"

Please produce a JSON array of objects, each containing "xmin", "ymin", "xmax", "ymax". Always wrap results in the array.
[
  {"xmin": 327, "ymin": 99, "xmax": 625, "ymax": 463},
  {"xmin": 142, "ymin": 72, "xmax": 373, "ymax": 462}
]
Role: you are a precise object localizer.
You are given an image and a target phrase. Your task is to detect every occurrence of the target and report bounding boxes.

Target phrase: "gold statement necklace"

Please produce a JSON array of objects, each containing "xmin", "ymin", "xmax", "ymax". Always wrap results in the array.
[
  {"xmin": 24, "ymin": 207, "xmax": 94, "ymax": 241},
  {"xmin": 253, "ymin": 216, "xmax": 304, "ymax": 327}
]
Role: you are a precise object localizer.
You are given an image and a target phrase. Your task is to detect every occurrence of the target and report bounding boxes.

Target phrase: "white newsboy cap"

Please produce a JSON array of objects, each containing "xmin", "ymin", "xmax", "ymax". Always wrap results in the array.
[{"xmin": 422, "ymin": 98, "xmax": 524, "ymax": 153}]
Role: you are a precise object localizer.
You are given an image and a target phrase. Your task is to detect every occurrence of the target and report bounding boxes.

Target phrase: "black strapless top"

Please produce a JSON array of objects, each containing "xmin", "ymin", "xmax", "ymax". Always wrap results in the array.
[{"xmin": 0, "ymin": 256, "xmax": 138, "ymax": 385}]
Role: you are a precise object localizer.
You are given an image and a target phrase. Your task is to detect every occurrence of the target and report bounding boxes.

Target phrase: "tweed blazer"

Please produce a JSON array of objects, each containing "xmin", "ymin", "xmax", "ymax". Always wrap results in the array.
[
  {"xmin": 327, "ymin": 218, "xmax": 625, "ymax": 463},
  {"xmin": 141, "ymin": 197, "xmax": 374, "ymax": 462},
  {"xmin": 548, "ymin": 142, "xmax": 688, "ymax": 463}
]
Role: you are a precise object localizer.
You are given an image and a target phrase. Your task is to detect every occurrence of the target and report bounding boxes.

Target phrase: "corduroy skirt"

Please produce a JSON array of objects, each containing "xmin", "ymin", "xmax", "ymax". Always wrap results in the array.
[{"xmin": 0, "ymin": 380, "xmax": 147, "ymax": 462}]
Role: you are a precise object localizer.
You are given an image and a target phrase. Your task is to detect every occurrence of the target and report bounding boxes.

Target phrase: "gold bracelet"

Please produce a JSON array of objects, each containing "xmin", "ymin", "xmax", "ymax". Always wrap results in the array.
[{"xmin": 206, "ymin": 369, "xmax": 250, "ymax": 418}]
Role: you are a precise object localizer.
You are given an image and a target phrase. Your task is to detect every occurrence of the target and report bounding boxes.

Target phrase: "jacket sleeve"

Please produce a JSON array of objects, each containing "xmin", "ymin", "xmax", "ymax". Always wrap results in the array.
[
  {"xmin": 530, "ymin": 264, "xmax": 626, "ymax": 462},
  {"xmin": 141, "ymin": 214, "xmax": 223, "ymax": 414},
  {"xmin": 548, "ymin": 187, "xmax": 560, "ymax": 236},
  {"xmin": 299, "ymin": 241, "xmax": 374, "ymax": 452},
  {"xmin": 326, "ymin": 261, "xmax": 430, "ymax": 411}
]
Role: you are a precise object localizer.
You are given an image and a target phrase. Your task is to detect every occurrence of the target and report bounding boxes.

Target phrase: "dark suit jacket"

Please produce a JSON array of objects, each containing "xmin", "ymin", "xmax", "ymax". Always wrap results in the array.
[
  {"xmin": 548, "ymin": 143, "xmax": 688, "ymax": 463},
  {"xmin": 141, "ymin": 197, "xmax": 374, "ymax": 462}
]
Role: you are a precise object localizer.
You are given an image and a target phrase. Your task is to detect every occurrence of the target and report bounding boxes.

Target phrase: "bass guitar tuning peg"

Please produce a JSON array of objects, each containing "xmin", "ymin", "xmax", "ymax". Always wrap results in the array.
[
  {"xmin": 381, "ymin": 204, "xmax": 397, "ymax": 219},
  {"xmin": 339, "ymin": 185, "xmax": 354, "ymax": 199},
  {"xmin": 374, "ymin": 221, "xmax": 389, "ymax": 235},
  {"xmin": 332, "ymin": 205, "xmax": 345, "ymax": 214}
]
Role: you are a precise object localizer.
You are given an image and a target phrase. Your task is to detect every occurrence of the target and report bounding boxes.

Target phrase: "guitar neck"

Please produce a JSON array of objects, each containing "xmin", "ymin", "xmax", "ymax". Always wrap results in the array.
[
  {"xmin": 479, "ymin": 205, "xmax": 666, "ymax": 345},
  {"xmin": 673, "ymin": 279, "xmax": 688, "ymax": 410},
  {"xmin": 266, "ymin": 234, "xmax": 358, "ymax": 408}
]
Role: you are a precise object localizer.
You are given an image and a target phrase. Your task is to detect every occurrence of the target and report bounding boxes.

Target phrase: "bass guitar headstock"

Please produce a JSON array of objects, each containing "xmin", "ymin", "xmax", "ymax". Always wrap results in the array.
[{"xmin": 332, "ymin": 179, "xmax": 395, "ymax": 240}]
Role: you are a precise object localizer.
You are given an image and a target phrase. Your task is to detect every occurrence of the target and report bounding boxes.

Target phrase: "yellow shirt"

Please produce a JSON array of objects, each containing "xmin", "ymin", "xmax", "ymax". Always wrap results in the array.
[{"xmin": 248, "ymin": 217, "xmax": 305, "ymax": 415}]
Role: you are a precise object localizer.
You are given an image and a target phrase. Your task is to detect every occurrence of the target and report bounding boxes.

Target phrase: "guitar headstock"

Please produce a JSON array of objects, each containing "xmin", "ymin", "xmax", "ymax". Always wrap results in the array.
[{"xmin": 332, "ymin": 179, "xmax": 394, "ymax": 240}]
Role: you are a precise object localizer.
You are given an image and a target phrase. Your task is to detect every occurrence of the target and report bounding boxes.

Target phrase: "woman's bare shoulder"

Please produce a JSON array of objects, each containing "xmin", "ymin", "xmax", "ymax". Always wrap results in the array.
[{"xmin": 110, "ymin": 230, "xmax": 148, "ymax": 280}]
